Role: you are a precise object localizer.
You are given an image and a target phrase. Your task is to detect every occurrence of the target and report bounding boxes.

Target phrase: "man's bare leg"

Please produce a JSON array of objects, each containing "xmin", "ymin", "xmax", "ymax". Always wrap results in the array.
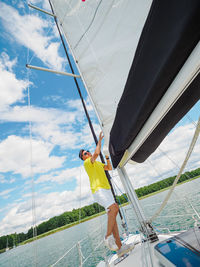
[
  {"xmin": 112, "ymin": 222, "xmax": 122, "ymax": 249},
  {"xmin": 105, "ymin": 203, "xmax": 122, "ymax": 249}
]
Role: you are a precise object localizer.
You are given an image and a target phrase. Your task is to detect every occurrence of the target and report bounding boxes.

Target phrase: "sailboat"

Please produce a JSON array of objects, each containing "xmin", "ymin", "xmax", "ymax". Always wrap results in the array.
[
  {"xmin": 5, "ymin": 237, "xmax": 9, "ymax": 252},
  {"xmin": 27, "ymin": 0, "xmax": 200, "ymax": 266}
]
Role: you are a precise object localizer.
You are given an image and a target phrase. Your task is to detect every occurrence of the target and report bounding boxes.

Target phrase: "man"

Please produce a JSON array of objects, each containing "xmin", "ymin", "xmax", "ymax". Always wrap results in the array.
[{"xmin": 79, "ymin": 132, "xmax": 134, "ymax": 257}]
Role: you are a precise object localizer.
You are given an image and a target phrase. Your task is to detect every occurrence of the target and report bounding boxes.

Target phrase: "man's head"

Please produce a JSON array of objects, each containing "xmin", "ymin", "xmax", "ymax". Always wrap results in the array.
[{"xmin": 79, "ymin": 149, "xmax": 92, "ymax": 161}]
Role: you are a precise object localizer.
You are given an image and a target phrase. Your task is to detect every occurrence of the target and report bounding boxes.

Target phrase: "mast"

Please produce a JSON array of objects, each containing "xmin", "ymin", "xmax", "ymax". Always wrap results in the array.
[
  {"xmin": 47, "ymin": 0, "xmax": 125, "ymax": 225},
  {"xmin": 117, "ymin": 167, "xmax": 158, "ymax": 242}
]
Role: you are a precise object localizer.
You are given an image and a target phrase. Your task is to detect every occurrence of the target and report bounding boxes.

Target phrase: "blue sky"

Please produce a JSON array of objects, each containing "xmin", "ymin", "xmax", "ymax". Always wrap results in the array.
[{"xmin": 0, "ymin": 0, "xmax": 199, "ymax": 236}]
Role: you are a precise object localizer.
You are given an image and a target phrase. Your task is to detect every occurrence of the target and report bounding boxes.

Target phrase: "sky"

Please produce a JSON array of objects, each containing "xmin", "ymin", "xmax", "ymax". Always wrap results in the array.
[{"xmin": 0, "ymin": 0, "xmax": 199, "ymax": 236}]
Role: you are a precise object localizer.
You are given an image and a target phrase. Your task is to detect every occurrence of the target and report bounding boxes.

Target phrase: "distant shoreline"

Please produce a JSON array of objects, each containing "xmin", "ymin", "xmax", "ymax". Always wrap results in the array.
[
  {"xmin": 138, "ymin": 174, "xmax": 200, "ymax": 200},
  {"xmin": 1, "ymin": 175, "xmax": 199, "ymax": 254}
]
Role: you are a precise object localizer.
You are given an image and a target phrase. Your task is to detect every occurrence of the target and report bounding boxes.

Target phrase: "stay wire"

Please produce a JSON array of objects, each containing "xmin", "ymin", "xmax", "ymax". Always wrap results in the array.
[
  {"xmin": 158, "ymin": 139, "xmax": 197, "ymax": 181},
  {"xmin": 79, "ymin": 164, "xmax": 82, "ymax": 223},
  {"xmin": 186, "ymin": 114, "xmax": 198, "ymax": 127},
  {"xmin": 149, "ymin": 116, "xmax": 200, "ymax": 223},
  {"xmin": 186, "ymin": 101, "xmax": 200, "ymax": 127},
  {"xmin": 147, "ymin": 159, "xmax": 164, "ymax": 180},
  {"xmin": 26, "ymin": 1, "xmax": 38, "ymax": 266}
]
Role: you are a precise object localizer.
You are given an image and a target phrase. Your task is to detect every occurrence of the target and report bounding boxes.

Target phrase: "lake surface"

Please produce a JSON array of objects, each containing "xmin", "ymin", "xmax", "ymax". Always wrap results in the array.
[{"xmin": 1, "ymin": 178, "xmax": 200, "ymax": 267}]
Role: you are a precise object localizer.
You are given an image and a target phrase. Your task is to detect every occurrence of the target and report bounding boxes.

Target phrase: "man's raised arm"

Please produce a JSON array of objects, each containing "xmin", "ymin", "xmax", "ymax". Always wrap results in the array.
[{"xmin": 91, "ymin": 132, "xmax": 104, "ymax": 163}]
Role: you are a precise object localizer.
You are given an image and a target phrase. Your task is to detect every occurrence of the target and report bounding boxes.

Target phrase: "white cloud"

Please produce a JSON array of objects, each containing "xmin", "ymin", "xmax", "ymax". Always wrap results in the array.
[
  {"xmin": 0, "ymin": 3, "xmax": 65, "ymax": 70},
  {"xmin": 0, "ymin": 105, "xmax": 76, "ymax": 125},
  {"xmin": 0, "ymin": 52, "xmax": 17, "ymax": 71},
  {"xmin": 30, "ymin": 0, "xmax": 50, "ymax": 11},
  {"xmin": 0, "ymin": 135, "xmax": 65, "ymax": 178},
  {"xmin": 64, "ymin": 97, "xmax": 103, "ymax": 149},
  {"xmin": 0, "ymin": 162, "xmax": 94, "ymax": 235},
  {"xmin": 0, "ymin": 52, "xmax": 29, "ymax": 110},
  {"xmin": 32, "ymin": 122, "xmax": 81, "ymax": 149},
  {"xmin": 0, "ymin": 175, "xmax": 7, "ymax": 184},
  {"xmin": 0, "ymin": 188, "xmax": 16, "ymax": 199},
  {"xmin": 0, "ymin": 168, "xmax": 93, "ymax": 235},
  {"xmin": 0, "ymin": 104, "xmax": 82, "ymax": 149},
  {"xmin": 21, "ymin": 193, "xmax": 33, "ymax": 199},
  {"xmin": 17, "ymin": 2, "xmax": 25, "ymax": 10},
  {"xmin": 0, "ymin": 205, "xmax": 33, "ymax": 235},
  {"xmin": 36, "ymin": 166, "xmax": 79, "ymax": 184},
  {"xmin": 0, "ymin": 175, "xmax": 16, "ymax": 184},
  {"xmin": 0, "ymin": 97, "xmax": 98, "ymax": 150},
  {"xmin": 36, "ymin": 164, "xmax": 90, "ymax": 195},
  {"xmin": 66, "ymin": 97, "xmax": 99, "ymax": 123},
  {"xmin": 124, "ymin": 122, "xmax": 200, "ymax": 189}
]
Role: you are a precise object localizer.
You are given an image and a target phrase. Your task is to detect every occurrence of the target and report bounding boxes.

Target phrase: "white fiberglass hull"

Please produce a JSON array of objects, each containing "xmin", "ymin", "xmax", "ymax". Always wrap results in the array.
[{"xmin": 97, "ymin": 233, "xmax": 179, "ymax": 267}]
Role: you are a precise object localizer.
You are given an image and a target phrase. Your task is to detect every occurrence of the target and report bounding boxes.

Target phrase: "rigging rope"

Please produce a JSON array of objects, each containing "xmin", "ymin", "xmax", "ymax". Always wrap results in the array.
[
  {"xmin": 149, "ymin": 116, "xmax": 200, "ymax": 223},
  {"xmin": 26, "ymin": 2, "xmax": 38, "ymax": 266},
  {"xmin": 27, "ymin": 67, "xmax": 38, "ymax": 242},
  {"xmin": 79, "ymin": 165, "xmax": 82, "ymax": 223},
  {"xmin": 110, "ymin": 177, "xmax": 129, "ymax": 230}
]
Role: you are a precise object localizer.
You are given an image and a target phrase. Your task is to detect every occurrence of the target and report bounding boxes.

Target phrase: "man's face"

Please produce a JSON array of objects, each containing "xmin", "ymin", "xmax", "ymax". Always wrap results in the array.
[{"xmin": 82, "ymin": 150, "xmax": 92, "ymax": 161}]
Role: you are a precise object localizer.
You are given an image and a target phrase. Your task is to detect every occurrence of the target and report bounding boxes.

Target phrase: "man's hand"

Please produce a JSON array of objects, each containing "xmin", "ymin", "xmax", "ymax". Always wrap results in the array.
[{"xmin": 99, "ymin": 131, "xmax": 104, "ymax": 141}]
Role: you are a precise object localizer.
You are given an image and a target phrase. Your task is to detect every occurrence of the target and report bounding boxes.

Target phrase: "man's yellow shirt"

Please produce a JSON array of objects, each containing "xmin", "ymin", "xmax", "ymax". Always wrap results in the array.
[{"xmin": 84, "ymin": 157, "xmax": 111, "ymax": 194}]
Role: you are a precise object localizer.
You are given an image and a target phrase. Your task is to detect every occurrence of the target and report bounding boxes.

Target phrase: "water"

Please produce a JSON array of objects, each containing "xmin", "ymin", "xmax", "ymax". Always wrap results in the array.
[{"xmin": 1, "ymin": 178, "xmax": 200, "ymax": 267}]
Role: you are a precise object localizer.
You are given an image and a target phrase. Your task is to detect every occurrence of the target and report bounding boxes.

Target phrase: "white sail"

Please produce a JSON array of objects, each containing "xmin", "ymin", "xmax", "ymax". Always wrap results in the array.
[
  {"xmin": 50, "ymin": 0, "xmax": 152, "ymax": 149},
  {"xmin": 51, "ymin": 0, "xmax": 200, "ymax": 168}
]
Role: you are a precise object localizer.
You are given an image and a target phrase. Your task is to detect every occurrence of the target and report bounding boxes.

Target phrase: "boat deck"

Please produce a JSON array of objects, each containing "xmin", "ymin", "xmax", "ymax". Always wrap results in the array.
[{"xmin": 98, "ymin": 233, "xmax": 178, "ymax": 267}]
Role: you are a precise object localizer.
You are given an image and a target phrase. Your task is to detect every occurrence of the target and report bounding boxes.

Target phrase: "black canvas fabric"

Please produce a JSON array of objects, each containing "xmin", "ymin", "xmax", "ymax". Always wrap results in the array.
[
  {"xmin": 109, "ymin": 0, "xmax": 200, "ymax": 168},
  {"xmin": 131, "ymin": 73, "xmax": 200, "ymax": 163}
]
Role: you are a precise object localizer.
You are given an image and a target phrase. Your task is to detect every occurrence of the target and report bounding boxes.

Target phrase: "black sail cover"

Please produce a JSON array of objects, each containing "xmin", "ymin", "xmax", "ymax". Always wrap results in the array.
[{"xmin": 109, "ymin": 0, "xmax": 200, "ymax": 168}]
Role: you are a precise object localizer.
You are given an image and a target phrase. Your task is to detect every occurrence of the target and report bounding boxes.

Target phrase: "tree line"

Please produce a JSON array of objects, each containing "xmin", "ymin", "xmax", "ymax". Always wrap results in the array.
[
  {"xmin": 0, "ymin": 167, "xmax": 199, "ymax": 251},
  {"xmin": 135, "ymin": 167, "xmax": 200, "ymax": 198}
]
